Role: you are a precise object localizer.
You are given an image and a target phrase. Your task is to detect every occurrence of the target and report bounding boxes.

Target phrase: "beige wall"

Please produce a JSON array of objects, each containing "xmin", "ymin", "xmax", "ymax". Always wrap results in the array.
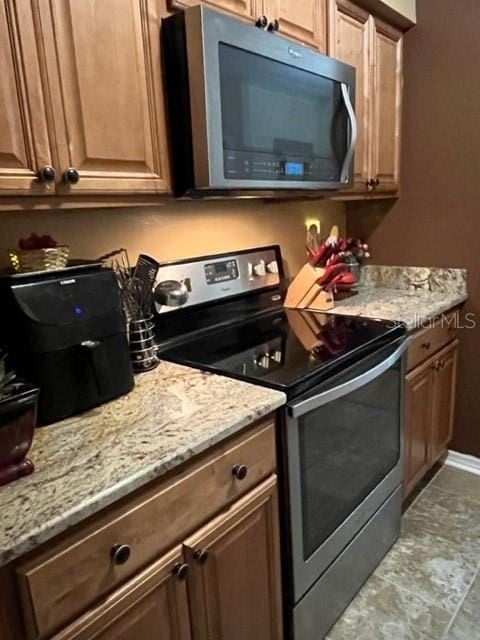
[
  {"xmin": 382, "ymin": 0, "xmax": 416, "ymax": 22},
  {"xmin": 0, "ymin": 199, "xmax": 345, "ymax": 278}
]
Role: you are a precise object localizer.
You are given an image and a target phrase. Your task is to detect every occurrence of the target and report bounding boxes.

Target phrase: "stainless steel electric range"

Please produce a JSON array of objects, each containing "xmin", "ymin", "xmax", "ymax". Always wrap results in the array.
[{"xmin": 153, "ymin": 245, "xmax": 408, "ymax": 639}]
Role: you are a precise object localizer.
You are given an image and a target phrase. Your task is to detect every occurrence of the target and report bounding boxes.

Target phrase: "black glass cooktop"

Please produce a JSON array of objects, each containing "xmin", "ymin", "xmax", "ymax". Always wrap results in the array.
[{"xmin": 158, "ymin": 308, "xmax": 405, "ymax": 399}]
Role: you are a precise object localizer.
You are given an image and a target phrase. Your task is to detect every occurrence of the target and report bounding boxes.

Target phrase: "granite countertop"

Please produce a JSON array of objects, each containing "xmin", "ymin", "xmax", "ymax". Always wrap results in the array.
[
  {"xmin": 332, "ymin": 265, "xmax": 468, "ymax": 330},
  {"xmin": 0, "ymin": 362, "xmax": 286, "ymax": 567}
]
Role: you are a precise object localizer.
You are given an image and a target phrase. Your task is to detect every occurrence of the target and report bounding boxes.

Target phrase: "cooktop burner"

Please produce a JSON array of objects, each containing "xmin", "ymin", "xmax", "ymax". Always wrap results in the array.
[{"xmin": 158, "ymin": 308, "xmax": 405, "ymax": 398}]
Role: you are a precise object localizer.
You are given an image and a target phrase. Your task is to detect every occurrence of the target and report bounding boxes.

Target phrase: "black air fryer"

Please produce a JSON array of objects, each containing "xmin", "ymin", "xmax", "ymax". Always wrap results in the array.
[{"xmin": 0, "ymin": 264, "xmax": 134, "ymax": 425}]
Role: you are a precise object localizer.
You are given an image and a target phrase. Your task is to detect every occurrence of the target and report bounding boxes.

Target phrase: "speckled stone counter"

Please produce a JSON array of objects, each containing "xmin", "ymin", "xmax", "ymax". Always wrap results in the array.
[
  {"xmin": 0, "ymin": 362, "xmax": 285, "ymax": 567},
  {"xmin": 332, "ymin": 265, "xmax": 467, "ymax": 330}
]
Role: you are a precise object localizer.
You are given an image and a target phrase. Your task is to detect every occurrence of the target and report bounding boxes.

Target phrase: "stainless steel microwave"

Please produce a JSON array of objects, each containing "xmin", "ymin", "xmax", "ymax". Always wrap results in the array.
[{"xmin": 163, "ymin": 6, "xmax": 357, "ymax": 197}]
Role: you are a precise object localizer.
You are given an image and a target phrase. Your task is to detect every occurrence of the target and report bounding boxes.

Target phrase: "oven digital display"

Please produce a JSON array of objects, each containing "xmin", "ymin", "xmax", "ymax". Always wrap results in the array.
[
  {"xmin": 284, "ymin": 162, "xmax": 304, "ymax": 176},
  {"xmin": 205, "ymin": 260, "xmax": 239, "ymax": 285}
]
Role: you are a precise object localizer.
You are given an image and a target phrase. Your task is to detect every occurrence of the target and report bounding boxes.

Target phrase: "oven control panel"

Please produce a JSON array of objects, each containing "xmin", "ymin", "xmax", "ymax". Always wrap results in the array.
[
  {"xmin": 204, "ymin": 259, "xmax": 239, "ymax": 285},
  {"xmin": 154, "ymin": 247, "xmax": 281, "ymax": 314}
]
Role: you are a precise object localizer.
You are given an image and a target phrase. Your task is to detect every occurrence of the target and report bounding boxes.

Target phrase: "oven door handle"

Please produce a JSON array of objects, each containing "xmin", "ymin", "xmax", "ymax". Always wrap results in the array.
[
  {"xmin": 288, "ymin": 337, "xmax": 411, "ymax": 419},
  {"xmin": 340, "ymin": 83, "xmax": 358, "ymax": 184}
]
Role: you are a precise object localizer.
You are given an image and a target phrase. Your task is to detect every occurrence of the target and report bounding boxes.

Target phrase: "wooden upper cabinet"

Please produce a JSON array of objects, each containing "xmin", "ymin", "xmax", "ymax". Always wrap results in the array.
[
  {"xmin": 50, "ymin": 547, "xmax": 191, "ymax": 640},
  {"xmin": 370, "ymin": 18, "xmax": 403, "ymax": 193},
  {"xmin": 36, "ymin": 0, "xmax": 171, "ymax": 194},
  {"xmin": 430, "ymin": 340, "xmax": 458, "ymax": 463},
  {"xmin": 329, "ymin": 0, "xmax": 370, "ymax": 192},
  {"xmin": 264, "ymin": 0, "xmax": 327, "ymax": 52},
  {"xmin": 0, "ymin": 0, "xmax": 52, "ymax": 194},
  {"xmin": 329, "ymin": 0, "xmax": 403, "ymax": 198},
  {"xmin": 168, "ymin": 0, "xmax": 256, "ymax": 21},
  {"xmin": 184, "ymin": 476, "xmax": 283, "ymax": 640}
]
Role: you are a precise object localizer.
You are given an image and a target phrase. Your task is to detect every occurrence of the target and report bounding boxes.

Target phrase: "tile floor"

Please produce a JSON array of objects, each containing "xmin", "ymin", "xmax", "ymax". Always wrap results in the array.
[{"xmin": 326, "ymin": 465, "xmax": 480, "ymax": 640}]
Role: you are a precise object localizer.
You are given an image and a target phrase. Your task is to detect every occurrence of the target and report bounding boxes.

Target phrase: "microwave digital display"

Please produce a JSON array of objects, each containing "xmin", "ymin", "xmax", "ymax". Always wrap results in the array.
[{"xmin": 283, "ymin": 162, "xmax": 304, "ymax": 176}]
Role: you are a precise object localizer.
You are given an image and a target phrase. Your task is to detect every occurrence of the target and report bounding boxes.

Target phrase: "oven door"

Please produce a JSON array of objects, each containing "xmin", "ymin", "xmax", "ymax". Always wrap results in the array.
[
  {"xmin": 183, "ymin": 5, "xmax": 356, "ymax": 191},
  {"xmin": 285, "ymin": 337, "xmax": 409, "ymax": 602}
]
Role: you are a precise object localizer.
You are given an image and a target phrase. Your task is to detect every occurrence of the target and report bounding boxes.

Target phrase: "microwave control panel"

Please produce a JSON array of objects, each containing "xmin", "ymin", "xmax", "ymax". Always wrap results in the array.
[{"xmin": 223, "ymin": 150, "xmax": 336, "ymax": 182}]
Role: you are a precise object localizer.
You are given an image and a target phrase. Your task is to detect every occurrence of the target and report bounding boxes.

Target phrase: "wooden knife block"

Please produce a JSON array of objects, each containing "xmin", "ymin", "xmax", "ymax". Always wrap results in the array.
[{"xmin": 284, "ymin": 263, "xmax": 334, "ymax": 311}]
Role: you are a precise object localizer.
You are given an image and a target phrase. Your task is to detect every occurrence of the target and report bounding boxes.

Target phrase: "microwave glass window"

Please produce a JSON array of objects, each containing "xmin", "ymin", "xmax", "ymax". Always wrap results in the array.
[
  {"xmin": 297, "ymin": 364, "xmax": 401, "ymax": 560},
  {"xmin": 219, "ymin": 44, "xmax": 348, "ymax": 182}
]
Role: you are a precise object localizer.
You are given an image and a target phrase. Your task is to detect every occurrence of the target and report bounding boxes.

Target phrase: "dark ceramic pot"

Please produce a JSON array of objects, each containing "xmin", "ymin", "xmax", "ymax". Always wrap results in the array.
[{"xmin": 0, "ymin": 382, "xmax": 39, "ymax": 486}]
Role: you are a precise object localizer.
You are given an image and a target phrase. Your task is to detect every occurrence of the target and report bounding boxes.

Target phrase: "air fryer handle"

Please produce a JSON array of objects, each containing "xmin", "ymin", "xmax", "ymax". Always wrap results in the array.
[{"xmin": 81, "ymin": 340, "xmax": 112, "ymax": 398}]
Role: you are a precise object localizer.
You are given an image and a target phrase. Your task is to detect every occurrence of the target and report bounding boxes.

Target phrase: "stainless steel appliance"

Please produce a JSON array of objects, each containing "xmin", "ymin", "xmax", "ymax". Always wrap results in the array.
[
  {"xmin": 153, "ymin": 246, "xmax": 408, "ymax": 639},
  {"xmin": 163, "ymin": 6, "xmax": 357, "ymax": 196}
]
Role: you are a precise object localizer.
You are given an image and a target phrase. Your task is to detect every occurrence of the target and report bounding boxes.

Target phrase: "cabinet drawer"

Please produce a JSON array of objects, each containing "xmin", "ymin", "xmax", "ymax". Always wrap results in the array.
[
  {"xmin": 407, "ymin": 310, "xmax": 459, "ymax": 371},
  {"xmin": 15, "ymin": 418, "xmax": 276, "ymax": 639}
]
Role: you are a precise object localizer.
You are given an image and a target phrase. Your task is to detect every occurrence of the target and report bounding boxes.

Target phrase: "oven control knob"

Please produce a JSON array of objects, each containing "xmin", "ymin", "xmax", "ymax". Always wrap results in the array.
[
  {"xmin": 253, "ymin": 260, "xmax": 266, "ymax": 276},
  {"xmin": 255, "ymin": 354, "xmax": 270, "ymax": 369},
  {"xmin": 270, "ymin": 350, "xmax": 282, "ymax": 363},
  {"xmin": 267, "ymin": 260, "xmax": 279, "ymax": 274},
  {"xmin": 247, "ymin": 262, "xmax": 254, "ymax": 278}
]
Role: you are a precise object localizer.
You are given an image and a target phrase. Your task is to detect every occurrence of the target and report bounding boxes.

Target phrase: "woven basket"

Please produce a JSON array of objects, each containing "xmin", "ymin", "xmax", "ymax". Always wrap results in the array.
[{"xmin": 9, "ymin": 246, "xmax": 70, "ymax": 273}]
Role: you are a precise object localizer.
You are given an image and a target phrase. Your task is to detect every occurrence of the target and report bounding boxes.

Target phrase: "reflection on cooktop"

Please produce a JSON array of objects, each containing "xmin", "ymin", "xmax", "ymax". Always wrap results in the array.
[{"xmin": 158, "ymin": 308, "xmax": 402, "ymax": 394}]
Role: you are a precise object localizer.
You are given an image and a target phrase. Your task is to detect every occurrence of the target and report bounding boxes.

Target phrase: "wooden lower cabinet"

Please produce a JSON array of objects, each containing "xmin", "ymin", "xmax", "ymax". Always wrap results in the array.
[
  {"xmin": 430, "ymin": 341, "xmax": 458, "ymax": 463},
  {"xmin": 404, "ymin": 358, "xmax": 435, "ymax": 497},
  {"xmin": 52, "ymin": 546, "xmax": 191, "ymax": 640},
  {"xmin": 184, "ymin": 476, "xmax": 282, "ymax": 640},
  {"xmin": 404, "ymin": 340, "xmax": 459, "ymax": 497},
  {"xmin": 51, "ymin": 476, "xmax": 282, "ymax": 640}
]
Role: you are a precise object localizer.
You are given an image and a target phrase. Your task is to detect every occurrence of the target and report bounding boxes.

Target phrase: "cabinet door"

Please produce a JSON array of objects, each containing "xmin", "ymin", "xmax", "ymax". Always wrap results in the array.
[
  {"xmin": 52, "ymin": 547, "xmax": 191, "ymax": 640},
  {"xmin": 404, "ymin": 361, "xmax": 435, "ymax": 498},
  {"xmin": 184, "ymin": 476, "xmax": 283, "ymax": 640},
  {"xmin": 370, "ymin": 17, "xmax": 402, "ymax": 193},
  {"xmin": 430, "ymin": 340, "xmax": 458, "ymax": 463},
  {"xmin": 168, "ymin": 0, "xmax": 256, "ymax": 21},
  {"xmin": 265, "ymin": 0, "xmax": 327, "ymax": 52},
  {"xmin": 0, "ymin": 0, "xmax": 52, "ymax": 194},
  {"xmin": 37, "ymin": 0, "xmax": 171, "ymax": 194},
  {"xmin": 328, "ymin": 0, "xmax": 370, "ymax": 192}
]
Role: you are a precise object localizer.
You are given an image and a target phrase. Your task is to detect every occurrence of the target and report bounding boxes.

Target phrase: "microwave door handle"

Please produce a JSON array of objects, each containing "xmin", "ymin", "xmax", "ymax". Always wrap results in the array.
[
  {"xmin": 288, "ymin": 337, "xmax": 411, "ymax": 419},
  {"xmin": 340, "ymin": 83, "xmax": 358, "ymax": 183}
]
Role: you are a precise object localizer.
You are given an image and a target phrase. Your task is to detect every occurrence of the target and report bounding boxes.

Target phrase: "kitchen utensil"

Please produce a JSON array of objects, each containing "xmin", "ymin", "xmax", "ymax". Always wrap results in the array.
[
  {"xmin": 310, "ymin": 243, "xmax": 328, "ymax": 266},
  {"xmin": 154, "ymin": 280, "xmax": 189, "ymax": 307},
  {"xmin": 326, "ymin": 225, "xmax": 339, "ymax": 245},
  {"xmin": 317, "ymin": 263, "xmax": 349, "ymax": 288},
  {"xmin": 133, "ymin": 254, "xmax": 159, "ymax": 315},
  {"xmin": 325, "ymin": 271, "xmax": 356, "ymax": 292},
  {"xmin": 100, "ymin": 249, "xmax": 154, "ymax": 321}
]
